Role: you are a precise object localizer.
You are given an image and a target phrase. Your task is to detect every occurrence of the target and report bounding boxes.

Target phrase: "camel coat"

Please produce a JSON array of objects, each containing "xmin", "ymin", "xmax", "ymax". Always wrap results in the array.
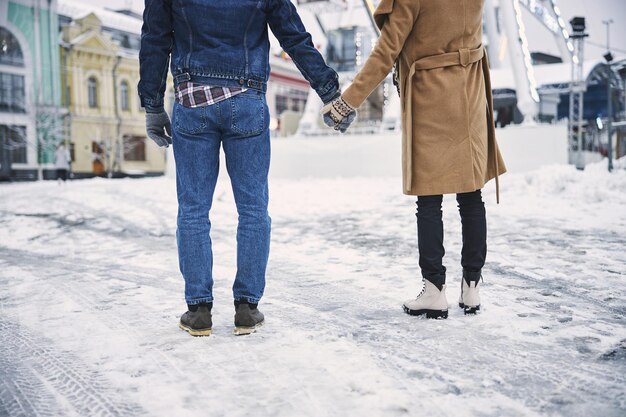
[{"xmin": 343, "ymin": 0, "xmax": 506, "ymax": 200}]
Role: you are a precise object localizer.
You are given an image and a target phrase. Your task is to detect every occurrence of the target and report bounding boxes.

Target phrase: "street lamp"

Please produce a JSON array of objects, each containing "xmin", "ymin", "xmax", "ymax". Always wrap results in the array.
[
  {"xmin": 603, "ymin": 19, "xmax": 614, "ymax": 172},
  {"xmin": 570, "ymin": 17, "xmax": 586, "ymax": 34},
  {"xmin": 568, "ymin": 17, "xmax": 587, "ymax": 170}
]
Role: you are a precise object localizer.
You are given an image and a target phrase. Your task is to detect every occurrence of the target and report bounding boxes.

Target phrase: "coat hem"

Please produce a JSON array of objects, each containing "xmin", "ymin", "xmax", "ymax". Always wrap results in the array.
[{"xmin": 403, "ymin": 170, "xmax": 505, "ymax": 197}]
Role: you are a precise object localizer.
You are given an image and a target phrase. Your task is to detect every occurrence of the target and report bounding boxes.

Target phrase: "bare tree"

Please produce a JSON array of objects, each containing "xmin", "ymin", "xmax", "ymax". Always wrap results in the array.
[{"xmin": 35, "ymin": 109, "xmax": 66, "ymax": 179}]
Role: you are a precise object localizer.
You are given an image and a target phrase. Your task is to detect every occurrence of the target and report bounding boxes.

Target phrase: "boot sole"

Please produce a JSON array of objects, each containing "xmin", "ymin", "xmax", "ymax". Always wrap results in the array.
[
  {"xmin": 402, "ymin": 306, "xmax": 448, "ymax": 319},
  {"xmin": 179, "ymin": 322, "xmax": 212, "ymax": 337},
  {"xmin": 234, "ymin": 320, "xmax": 265, "ymax": 336},
  {"xmin": 458, "ymin": 303, "xmax": 481, "ymax": 315}
]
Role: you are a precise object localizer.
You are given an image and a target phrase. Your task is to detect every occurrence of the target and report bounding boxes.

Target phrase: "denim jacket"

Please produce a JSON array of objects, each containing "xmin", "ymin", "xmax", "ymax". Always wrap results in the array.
[{"xmin": 138, "ymin": 0, "xmax": 339, "ymax": 112}]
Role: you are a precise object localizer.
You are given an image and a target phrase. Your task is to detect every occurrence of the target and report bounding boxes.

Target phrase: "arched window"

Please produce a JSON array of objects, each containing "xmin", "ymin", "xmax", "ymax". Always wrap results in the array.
[
  {"xmin": 87, "ymin": 77, "xmax": 98, "ymax": 108},
  {"xmin": 0, "ymin": 27, "xmax": 24, "ymax": 67},
  {"xmin": 120, "ymin": 80, "xmax": 129, "ymax": 111}
]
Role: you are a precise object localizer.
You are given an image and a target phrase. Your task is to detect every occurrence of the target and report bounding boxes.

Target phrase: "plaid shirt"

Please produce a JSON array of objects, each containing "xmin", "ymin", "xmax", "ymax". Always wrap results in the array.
[{"xmin": 175, "ymin": 82, "xmax": 247, "ymax": 107}]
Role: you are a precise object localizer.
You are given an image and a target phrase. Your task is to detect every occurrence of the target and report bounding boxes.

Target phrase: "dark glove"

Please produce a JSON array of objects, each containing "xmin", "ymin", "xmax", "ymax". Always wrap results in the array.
[
  {"xmin": 320, "ymin": 96, "xmax": 357, "ymax": 133},
  {"xmin": 145, "ymin": 110, "xmax": 172, "ymax": 148}
]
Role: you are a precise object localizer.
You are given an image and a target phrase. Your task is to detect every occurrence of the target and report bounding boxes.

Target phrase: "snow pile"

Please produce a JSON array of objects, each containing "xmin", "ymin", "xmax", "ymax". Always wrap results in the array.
[{"xmin": 507, "ymin": 158, "xmax": 626, "ymax": 204}]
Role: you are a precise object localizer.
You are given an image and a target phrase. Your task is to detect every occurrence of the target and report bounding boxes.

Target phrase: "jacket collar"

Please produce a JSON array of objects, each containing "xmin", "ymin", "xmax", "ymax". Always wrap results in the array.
[{"xmin": 373, "ymin": 0, "xmax": 394, "ymax": 30}]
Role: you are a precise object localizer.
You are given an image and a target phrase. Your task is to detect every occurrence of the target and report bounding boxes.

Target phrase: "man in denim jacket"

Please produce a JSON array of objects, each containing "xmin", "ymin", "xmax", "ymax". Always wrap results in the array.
[{"xmin": 139, "ymin": 0, "xmax": 340, "ymax": 336}]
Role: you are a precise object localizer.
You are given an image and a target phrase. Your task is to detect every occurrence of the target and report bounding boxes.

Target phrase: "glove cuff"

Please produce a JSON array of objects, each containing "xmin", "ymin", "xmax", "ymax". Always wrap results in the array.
[
  {"xmin": 144, "ymin": 104, "xmax": 165, "ymax": 114},
  {"xmin": 332, "ymin": 97, "xmax": 354, "ymax": 118}
]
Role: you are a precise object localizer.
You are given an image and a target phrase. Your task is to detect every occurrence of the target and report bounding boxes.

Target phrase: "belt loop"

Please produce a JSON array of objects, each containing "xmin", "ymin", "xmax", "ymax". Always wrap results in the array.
[
  {"xmin": 459, "ymin": 48, "xmax": 470, "ymax": 67},
  {"xmin": 175, "ymin": 72, "xmax": 191, "ymax": 84}
]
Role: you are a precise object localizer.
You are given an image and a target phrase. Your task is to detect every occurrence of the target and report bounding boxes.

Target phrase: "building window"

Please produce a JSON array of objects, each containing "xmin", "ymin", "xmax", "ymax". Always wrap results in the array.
[
  {"xmin": 120, "ymin": 80, "xmax": 130, "ymax": 111},
  {"xmin": 0, "ymin": 72, "xmax": 25, "ymax": 113},
  {"xmin": 276, "ymin": 95, "xmax": 288, "ymax": 115},
  {"xmin": 64, "ymin": 85, "xmax": 71, "ymax": 107},
  {"xmin": 88, "ymin": 77, "xmax": 98, "ymax": 108},
  {"xmin": 0, "ymin": 27, "xmax": 24, "ymax": 67},
  {"xmin": 0, "ymin": 124, "xmax": 27, "ymax": 164},
  {"xmin": 123, "ymin": 135, "xmax": 146, "ymax": 161},
  {"xmin": 291, "ymin": 98, "xmax": 307, "ymax": 112}
]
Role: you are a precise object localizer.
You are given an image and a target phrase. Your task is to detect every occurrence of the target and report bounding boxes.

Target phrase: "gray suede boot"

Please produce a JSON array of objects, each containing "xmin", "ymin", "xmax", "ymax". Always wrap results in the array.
[
  {"xmin": 179, "ymin": 303, "xmax": 213, "ymax": 336},
  {"xmin": 234, "ymin": 302, "xmax": 264, "ymax": 335}
]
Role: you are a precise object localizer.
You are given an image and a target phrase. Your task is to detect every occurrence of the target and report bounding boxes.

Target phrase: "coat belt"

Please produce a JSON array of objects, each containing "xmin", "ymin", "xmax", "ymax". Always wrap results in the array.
[{"xmin": 403, "ymin": 46, "xmax": 500, "ymax": 202}]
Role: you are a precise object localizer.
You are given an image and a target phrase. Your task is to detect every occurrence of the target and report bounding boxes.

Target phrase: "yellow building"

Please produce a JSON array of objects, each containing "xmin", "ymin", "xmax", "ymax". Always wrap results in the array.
[{"xmin": 58, "ymin": 1, "xmax": 170, "ymax": 178}]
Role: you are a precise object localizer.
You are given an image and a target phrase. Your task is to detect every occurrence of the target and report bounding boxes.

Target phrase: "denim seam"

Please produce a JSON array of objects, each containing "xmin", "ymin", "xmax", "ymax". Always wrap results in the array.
[
  {"xmin": 186, "ymin": 297, "xmax": 214, "ymax": 305},
  {"xmin": 234, "ymin": 295, "xmax": 261, "ymax": 304},
  {"xmin": 283, "ymin": 0, "xmax": 312, "ymax": 84},
  {"xmin": 216, "ymin": 100, "xmax": 223, "ymax": 129},
  {"xmin": 318, "ymin": 73, "xmax": 339, "ymax": 96},
  {"xmin": 243, "ymin": 6, "xmax": 260, "ymax": 75},
  {"xmin": 181, "ymin": 74, "xmax": 268, "ymax": 93},
  {"xmin": 142, "ymin": 97, "xmax": 162, "ymax": 106},
  {"xmin": 157, "ymin": 55, "xmax": 171, "ymax": 104},
  {"xmin": 178, "ymin": 0, "xmax": 194, "ymax": 69}
]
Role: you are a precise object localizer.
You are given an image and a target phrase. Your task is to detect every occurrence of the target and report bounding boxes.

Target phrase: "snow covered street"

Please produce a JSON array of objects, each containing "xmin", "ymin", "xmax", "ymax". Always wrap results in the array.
[{"xmin": 1, "ymin": 156, "xmax": 625, "ymax": 416}]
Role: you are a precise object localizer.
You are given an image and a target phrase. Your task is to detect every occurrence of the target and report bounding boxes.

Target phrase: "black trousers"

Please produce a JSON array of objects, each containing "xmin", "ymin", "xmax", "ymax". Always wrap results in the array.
[
  {"xmin": 56, "ymin": 169, "xmax": 68, "ymax": 181},
  {"xmin": 416, "ymin": 190, "xmax": 486, "ymax": 288}
]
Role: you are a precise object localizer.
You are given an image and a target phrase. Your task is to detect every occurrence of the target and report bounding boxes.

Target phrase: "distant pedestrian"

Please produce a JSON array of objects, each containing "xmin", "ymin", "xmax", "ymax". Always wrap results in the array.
[{"xmin": 54, "ymin": 142, "xmax": 71, "ymax": 184}]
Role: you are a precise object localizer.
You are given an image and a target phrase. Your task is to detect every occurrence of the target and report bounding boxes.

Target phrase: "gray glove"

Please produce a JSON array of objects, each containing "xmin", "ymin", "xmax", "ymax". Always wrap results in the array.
[
  {"xmin": 145, "ymin": 111, "xmax": 172, "ymax": 147},
  {"xmin": 320, "ymin": 96, "xmax": 357, "ymax": 133}
]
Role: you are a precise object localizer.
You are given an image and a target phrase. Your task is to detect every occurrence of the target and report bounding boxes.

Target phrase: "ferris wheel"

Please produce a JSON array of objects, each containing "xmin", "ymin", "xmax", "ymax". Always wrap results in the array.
[{"xmin": 488, "ymin": 0, "xmax": 575, "ymax": 121}]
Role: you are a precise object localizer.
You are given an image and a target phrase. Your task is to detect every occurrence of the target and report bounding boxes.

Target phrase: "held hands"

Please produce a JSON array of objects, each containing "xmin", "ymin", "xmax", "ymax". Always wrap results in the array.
[
  {"xmin": 321, "ymin": 95, "xmax": 357, "ymax": 133},
  {"xmin": 145, "ymin": 110, "xmax": 172, "ymax": 148}
]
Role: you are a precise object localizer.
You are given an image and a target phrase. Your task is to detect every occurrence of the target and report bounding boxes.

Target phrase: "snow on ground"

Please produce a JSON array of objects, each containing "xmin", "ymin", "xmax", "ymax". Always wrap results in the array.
[{"xmin": 0, "ymin": 153, "xmax": 625, "ymax": 416}]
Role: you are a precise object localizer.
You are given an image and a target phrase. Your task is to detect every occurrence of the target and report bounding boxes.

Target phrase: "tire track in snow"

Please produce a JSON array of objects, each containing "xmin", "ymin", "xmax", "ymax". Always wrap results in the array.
[
  {"xmin": 48, "ymin": 277, "xmax": 188, "ymax": 380},
  {"xmin": 0, "ymin": 246, "xmax": 188, "ymax": 380},
  {"xmin": 0, "ymin": 317, "xmax": 143, "ymax": 417},
  {"xmin": 0, "ymin": 245, "xmax": 179, "ymax": 293},
  {"xmin": 0, "ymin": 248, "xmax": 210, "ymax": 416}
]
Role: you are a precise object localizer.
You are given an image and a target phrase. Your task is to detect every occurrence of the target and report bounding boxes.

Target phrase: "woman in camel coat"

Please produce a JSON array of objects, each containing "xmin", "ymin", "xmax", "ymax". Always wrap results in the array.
[{"xmin": 323, "ymin": 0, "xmax": 506, "ymax": 318}]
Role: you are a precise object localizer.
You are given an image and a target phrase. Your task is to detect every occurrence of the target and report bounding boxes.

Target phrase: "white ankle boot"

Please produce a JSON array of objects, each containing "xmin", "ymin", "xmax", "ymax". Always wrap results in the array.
[
  {"xmin": 459, "ymin": 278, "xmax": 481, "ymax": 314},
  {"xmin": 403, "ymin": 279, "xmax": 448, "ymax": 319}
]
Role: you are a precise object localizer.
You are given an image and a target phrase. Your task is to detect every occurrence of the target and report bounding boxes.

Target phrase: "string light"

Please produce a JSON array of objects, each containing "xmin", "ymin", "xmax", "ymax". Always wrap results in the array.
[
  {"xmin": 516, "ymin": 0, "xmax": 574, "ymax": 56},
  {"xmin": 513, "ymin": 0, "xmax": 540, "ymax": 102},
  {"xmin": 549, "ymin": 0, "xmax": 575, "ymax": 53},
  {"xmin": 518, "ymin": 0, "xmax": 560, "ymax": 33}
]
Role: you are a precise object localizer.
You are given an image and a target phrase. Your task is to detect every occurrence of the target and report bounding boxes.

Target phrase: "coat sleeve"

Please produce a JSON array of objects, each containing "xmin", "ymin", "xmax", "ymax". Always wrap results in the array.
[
  {"xmin": 342, "ymin": 0, "xmax": 420, "ymax": 108},
  {"xmin": 138, "ymin": 0, "xmax": 173, "ymax": 113}
]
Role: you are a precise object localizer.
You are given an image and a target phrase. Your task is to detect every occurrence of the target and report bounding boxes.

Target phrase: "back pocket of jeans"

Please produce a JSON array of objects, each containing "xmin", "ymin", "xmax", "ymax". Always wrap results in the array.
[
  {"xmin": 174, "ymin": 102, "xmax": 207, "ymax": 135},
  {"xmin": 230, "ymin": 91, "xmax": 266, "ymax": 137}
]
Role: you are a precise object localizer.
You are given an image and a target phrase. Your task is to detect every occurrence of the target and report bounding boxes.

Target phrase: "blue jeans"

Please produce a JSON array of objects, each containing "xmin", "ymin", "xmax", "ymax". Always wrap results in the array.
[{"xmin": 172, "ymin": 89, "xmax": 271, "ymax": 305}]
